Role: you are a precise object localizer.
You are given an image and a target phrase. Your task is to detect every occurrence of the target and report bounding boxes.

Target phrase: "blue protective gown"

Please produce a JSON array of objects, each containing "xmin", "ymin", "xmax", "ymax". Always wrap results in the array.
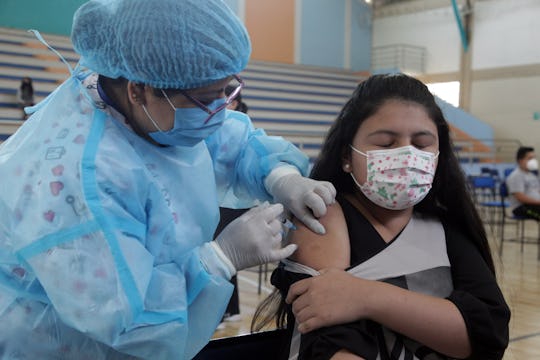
[{"xmin": 0, "ymin": 70, "xmax": 308, "ymax": 359}]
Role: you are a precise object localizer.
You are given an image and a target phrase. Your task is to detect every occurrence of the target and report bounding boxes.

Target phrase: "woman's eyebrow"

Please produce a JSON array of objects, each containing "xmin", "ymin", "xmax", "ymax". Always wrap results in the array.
[
  {"xmin": 366, "ymin": 129, "xmax": 398, "ymax": 138},
  {"xmin": 366, "ymin": 129, "xmax": 437, "ymax": 139},
  {"xmin": 412, "ymin": 130, "xmax": 437, "ymax": 138}
]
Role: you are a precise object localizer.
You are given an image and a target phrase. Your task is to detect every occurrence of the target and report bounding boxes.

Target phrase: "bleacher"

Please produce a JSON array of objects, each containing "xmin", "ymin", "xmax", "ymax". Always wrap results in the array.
[
  {"xmin": 0, "ymin": 27, "xmax": 362, "ymax": 163},
  {"xmin": 241, "ymin": 61, "xmax": 361, "ymax": 160}
]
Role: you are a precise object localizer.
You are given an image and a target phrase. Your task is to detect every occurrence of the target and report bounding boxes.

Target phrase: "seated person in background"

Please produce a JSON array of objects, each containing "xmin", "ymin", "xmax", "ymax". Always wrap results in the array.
[
  {"xmin": 506, "ymin": 146, "xmax": 540, "ymax": 220},
  {"xmin": 252, "ymin": 73, "xmax": 510, "ymax": 360}
]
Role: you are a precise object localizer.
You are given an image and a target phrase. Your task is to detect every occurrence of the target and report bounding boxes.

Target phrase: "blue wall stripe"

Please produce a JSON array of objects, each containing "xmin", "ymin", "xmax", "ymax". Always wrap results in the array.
[
  {"xmin": 350, "ymin": 1, "xmax": 373, "ymax": 71},
  {"xmin": 300, "ymin": 0, "xmax": 346, "ymax": 69},
  {"xmin": 0, "ymin": 39, "xmax": 75, "ymax": 53},
  {"xmin": 0, "ymin": 89, "xmax": 55, "ymax": 97},
  {"xmin": 0, "ymin": 39, "xmax": 23, "ymax": 46},
  {"xmin": 0, "ymin": 74, "xmax": 59, "ymax": 83},
  {"xmin": 0, "ymin": 102, "xmax": 18, "ymax": 108},
  {"xmin": 0, "ymin": 61, "xmax": 47, "ymax": 70},
  {"xmin": 0, "ymin": 49, "xmax": 79, "ymax": 63}
]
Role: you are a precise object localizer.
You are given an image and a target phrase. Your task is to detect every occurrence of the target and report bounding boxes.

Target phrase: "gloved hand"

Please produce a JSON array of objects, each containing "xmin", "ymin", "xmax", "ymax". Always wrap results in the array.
[
  {"xmin": 268, "ymin": 173, "xmax": 336, "ymax": 235},
  {"xmin": 215, "ymin": 202, "xmax": 297, "ymax": 271}
]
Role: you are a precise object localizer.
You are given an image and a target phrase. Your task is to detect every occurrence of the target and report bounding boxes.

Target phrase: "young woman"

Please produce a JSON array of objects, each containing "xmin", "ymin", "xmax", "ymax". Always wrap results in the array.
[{"xmin": 253, "ymin": 73, "xmax": 510, "ymax": 360}]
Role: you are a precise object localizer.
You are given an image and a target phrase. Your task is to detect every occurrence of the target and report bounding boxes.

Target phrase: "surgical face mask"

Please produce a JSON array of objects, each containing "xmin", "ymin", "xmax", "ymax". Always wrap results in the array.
[
  {"xmin": 144, "ymin": 94, "xmax": 226, "ymax": 147},
  {"xmin": 349, "ymin": 145, "xmax": 439, "ymax": 210},
  {"xmin": 527, "ymin": 158, "xmax": 539, "ymax": 171}
]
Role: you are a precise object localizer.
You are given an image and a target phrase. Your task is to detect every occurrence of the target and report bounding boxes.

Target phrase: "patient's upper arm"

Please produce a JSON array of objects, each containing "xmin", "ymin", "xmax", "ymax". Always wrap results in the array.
[{"xmin": 288, "ymin": 202, "xmax": 350, "ymax": 270}]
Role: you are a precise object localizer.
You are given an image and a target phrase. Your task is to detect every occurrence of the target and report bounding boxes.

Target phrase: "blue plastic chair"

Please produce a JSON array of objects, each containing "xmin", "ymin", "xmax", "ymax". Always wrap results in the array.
[
  {"xmin": 503, "ymin": 167, "xmax": 514, "ymax": 178},
  {"xmin": 469, "ymin": 175, "xmax": 497, "ymax": 204},
  {"xmin": 480, "ymin": 181, "xmax": 509, "ymax": 239},
  {"xmin": 470, "ymin": 175, "xmax": 505, "ymax": 237}
]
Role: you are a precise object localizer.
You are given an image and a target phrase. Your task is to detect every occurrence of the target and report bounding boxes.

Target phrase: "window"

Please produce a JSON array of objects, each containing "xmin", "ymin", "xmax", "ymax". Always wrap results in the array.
[{"xmin": 426, "ymin": 81, "xmax": 460, "ymax": 107}]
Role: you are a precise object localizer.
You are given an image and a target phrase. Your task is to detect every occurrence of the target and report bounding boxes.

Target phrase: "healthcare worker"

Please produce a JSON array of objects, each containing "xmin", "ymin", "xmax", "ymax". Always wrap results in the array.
[{"xmin": 0, "ymin": 0, "xmax": 336, "ymax": 359}]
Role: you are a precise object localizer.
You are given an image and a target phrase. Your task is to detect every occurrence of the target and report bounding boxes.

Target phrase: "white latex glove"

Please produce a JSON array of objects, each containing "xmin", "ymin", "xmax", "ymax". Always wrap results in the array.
[
  {"xmin": 214, "ymin": 202, "xmax": 298, "ymax": 271},
  {"xmin": 266, "ymin": 169, "xmax": 336, "ymax": 235}
]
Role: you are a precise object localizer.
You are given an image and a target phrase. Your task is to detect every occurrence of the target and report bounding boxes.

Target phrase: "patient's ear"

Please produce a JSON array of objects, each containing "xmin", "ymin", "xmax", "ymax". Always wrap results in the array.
[{"xmin": 342, "ymin": 149, "xmax": 352, "ymax": 173}]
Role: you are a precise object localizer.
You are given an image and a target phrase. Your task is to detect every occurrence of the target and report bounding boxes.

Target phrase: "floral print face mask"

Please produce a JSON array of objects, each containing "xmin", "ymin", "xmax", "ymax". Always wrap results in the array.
[{"xmin": 349, "ymin": 145, "xmax": 439, "ymax": 210}]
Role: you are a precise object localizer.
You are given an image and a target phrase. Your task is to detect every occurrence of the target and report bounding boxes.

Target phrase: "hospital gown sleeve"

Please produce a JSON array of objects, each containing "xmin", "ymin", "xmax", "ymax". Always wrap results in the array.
[{"xmin": 205, "ymin": 110, "xmax": 310, "ymax": 208}]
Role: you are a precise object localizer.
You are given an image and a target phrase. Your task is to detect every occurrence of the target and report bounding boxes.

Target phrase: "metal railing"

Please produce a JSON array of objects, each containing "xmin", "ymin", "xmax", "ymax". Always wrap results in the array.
[
  {"xmin": 453, "ymin": 138, "xmax": 522, "ymax": 164},
  {"xmin": 372, "ymin": 44, "xmax": 426, "ymax": 74}
]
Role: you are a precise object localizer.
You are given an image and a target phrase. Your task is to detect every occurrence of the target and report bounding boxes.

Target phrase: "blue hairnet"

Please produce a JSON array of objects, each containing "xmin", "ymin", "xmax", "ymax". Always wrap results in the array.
[{"xmin": 71, "ymin": 0, "xmax": 251, "ymax": 89}]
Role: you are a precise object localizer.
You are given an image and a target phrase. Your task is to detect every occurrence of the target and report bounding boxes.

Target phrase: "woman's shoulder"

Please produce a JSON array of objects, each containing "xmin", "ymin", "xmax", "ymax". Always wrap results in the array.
[{"xmin": 288, "ymin": 200, "xmax": 350, "ymax": 270}]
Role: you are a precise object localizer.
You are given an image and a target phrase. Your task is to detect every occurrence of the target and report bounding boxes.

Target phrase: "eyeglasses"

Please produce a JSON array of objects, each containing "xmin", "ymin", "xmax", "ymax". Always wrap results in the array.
[{"xmin": 175, "ymin": 74, "xmax": 244, "ymax": 124}]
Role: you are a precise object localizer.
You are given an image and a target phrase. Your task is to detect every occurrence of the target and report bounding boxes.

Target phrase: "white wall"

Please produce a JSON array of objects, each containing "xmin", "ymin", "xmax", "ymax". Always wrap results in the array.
[
  {"xmin": 472, "ymin": 76, "xmax": 540, "ymax": 151},
  {"xmin": 473, "ymin": 0, "xmax": 540, "ymax": 69},
  {"xmin": 372, "ymin": 0, "xmax": 540, "ymax": 151},
  {"xmin": 373, "ymin": 6, "xmax": 461, "ymax": 74}
]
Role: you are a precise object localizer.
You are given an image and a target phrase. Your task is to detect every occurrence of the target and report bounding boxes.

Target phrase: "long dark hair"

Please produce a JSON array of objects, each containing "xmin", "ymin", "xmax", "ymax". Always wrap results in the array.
[{"xmin": 252, "ymin": 73, "xmax": 495, "ymax": 333}]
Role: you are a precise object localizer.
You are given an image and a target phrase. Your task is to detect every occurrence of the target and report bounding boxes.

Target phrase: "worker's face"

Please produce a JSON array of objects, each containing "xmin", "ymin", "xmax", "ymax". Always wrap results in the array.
[{"xmin": 142, "ymin": 77, "xmax": 232, "ymax": 132}]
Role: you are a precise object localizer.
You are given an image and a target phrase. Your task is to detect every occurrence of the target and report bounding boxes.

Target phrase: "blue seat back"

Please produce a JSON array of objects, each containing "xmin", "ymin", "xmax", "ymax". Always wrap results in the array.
[{"xmin": 471, "ymin": 175, "xmax": 496, "ymax": 189}]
